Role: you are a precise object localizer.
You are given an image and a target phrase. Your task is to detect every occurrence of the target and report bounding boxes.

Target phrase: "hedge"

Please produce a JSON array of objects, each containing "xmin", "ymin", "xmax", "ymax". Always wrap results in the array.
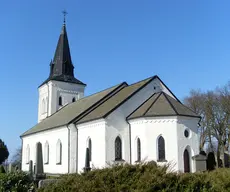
[
  {"xmin": 0, "ymin": 171, "xmax": 35, "ymax": 192},
  {"xmin": 37, "ymin": 162, "xmax": 230, "ymax": 192}
]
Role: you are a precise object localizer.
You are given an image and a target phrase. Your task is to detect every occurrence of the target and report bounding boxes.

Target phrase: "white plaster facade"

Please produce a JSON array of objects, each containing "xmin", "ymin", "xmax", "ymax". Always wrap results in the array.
[
  {"xmin": 38, "ymin": 80, "xmax": 85, "ymax": 122},
  {"xmin": 129, "ymin": 116, "xmax": 199, "ymax": 173},
  {"xmin": 21, "ymin": 126, "xmax": 69, "ymax": 174},
  {"xmin": 21, "ymin": 76, "xmax": 200, "ymax": 174}
]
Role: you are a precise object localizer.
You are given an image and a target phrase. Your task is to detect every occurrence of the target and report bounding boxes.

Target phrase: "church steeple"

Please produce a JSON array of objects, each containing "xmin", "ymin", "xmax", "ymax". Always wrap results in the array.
[
  {"xmin": 51, "ymin": 20, "xmax": 74, "ymax": 77},
  {"xmin": 39, "ymin": 13, "xmax": 85, "ymax": 87}
]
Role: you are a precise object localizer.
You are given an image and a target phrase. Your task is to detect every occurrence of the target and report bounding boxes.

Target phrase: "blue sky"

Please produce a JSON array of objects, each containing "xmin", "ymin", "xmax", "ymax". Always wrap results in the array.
[{"xmin": 1, "ymin": 0, "xmax": 230, "ymax": 159}]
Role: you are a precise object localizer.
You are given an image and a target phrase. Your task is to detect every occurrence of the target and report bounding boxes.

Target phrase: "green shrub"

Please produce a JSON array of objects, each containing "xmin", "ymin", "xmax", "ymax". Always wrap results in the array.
[
  {"xmin": 38, "ymin": 162, "xmax": 230, "ymax": 192},
  {"xmin": 0, "ymin": 171, "xmax": 36, "ymax": 192}
]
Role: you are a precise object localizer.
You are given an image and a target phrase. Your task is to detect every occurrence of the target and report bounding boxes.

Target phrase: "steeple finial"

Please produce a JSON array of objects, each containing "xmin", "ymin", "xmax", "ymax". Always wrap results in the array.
[{"xmin": 62, "ymin": 10, "xmax": 68, "ymax": 25}]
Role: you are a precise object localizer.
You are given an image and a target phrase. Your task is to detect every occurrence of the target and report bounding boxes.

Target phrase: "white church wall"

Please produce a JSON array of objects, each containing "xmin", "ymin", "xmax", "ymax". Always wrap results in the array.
[
  {"xmin": 38, "ymin": 84, "xmax": 49, "ymax": 122},
  {"xmin": 176, "ymin": 116, "xmax": 200, "ymax": 173},
  {"xmin": 129, "ymin": 117, "xmax": 179, "ymax": 171},
  {"xmin": 154, "ymin": 77, "xmax": 177, "ymax": 100},
  {"xmin": 38, "ymin": 80, "xmax": 85, "ymax": 122},
  {"xmin": 77, "ymin": 119, "xmax": 106, "ymax": 173},
  {"xmin": 21, "ymin": 126, "xmax": 69, "ymax": 174},
  {"xmin": 105, "ymin": 79, "xmax": 162, "ymax": 164}
]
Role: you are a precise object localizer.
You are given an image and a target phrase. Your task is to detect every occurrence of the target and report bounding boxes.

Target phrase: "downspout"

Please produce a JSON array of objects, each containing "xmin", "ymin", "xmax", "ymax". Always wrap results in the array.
[
  {"xmin": 67, "ymin": 125, "xmax": 70, "ymax": 173},
  {"xmin": 46, "ymin": 83, "xmax": 50, "ymax": 117},
  {"xmin": 127, "ymin": 120, "xmax": 132, "ymax": 164},
  {"xmin": 76, "ymin": 124, "xmax": 78, "ymax": 173}
]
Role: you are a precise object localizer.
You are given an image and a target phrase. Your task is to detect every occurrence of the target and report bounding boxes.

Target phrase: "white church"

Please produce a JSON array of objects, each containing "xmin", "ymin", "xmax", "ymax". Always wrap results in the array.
[{"xmin": 21, "ymin": 19, "xmax": 201, "ymax": 174}]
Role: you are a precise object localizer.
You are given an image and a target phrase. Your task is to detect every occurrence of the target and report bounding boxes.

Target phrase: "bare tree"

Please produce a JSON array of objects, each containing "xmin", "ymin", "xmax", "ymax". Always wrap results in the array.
[
  {"xmin": 11, "ymin": 146, "xmax": 22, "ymax": 167},
  {"xmin": 184, "ymin": 83, "xmax": 230, "ymax": 168}
]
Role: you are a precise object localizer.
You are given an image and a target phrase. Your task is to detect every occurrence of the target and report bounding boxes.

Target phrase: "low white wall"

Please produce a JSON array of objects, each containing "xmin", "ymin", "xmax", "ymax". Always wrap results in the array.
[{"xmin": 21, "ymin": 126, "xmax": 69, "ymax": 174}]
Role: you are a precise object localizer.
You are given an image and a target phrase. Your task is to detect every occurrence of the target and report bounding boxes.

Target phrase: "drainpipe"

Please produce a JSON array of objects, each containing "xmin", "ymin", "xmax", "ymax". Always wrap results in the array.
[
  {"xmin": 67, "ymin": 125, "xmax": 70, "ymax": 173},
  {"xmin": 76, "ymin": 124, "xmax": 78, "ymax": 173},
  {"xmin": 46, "ymin": 83, "xmax": 50, "ymax": 117},
  {"xmin": 127, "ymin": 121, "xmax": 132, "ymax": 164}
]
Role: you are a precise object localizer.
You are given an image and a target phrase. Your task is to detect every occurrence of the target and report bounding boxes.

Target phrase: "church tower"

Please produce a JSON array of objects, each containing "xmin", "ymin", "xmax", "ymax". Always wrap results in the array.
[{"xmin": 37, "ymin": 15, "xmax": 86, "ymax": 122}]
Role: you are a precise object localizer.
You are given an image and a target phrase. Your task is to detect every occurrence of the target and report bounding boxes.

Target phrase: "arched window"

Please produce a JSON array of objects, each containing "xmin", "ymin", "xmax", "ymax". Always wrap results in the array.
[
  {"xmin": 115, "ymin": 136, "xmax": 122, "ymax": 160},
  {"xmin": 88, "ymin": 138, "xmax": 92, "ymax": 161},
  {"xmin": 137, "ymin": 138, "xmax": 141, "ymax": 162},
  {"xmin": 45, "ymin": 97, "xmax": 48, "ymax": 112},
  {"xmin": 184, "ymin": 149, "xmax": 190, "ymax": 173},
  {"xmin": 56, "ymin": 139, "xmax": 62, "ymax": 164},
  {"xmin": 72, "ymin": 97, "xmax": 76, "ymax": 102},
  {"xmin": 59, "ymin": 96, "xmax": 62, "ymax": 106},
  {"xmin": 42, "ymin": 99, "xmax": 45, "ymax": 113},
  {"xmin": 158, "ymin": 136, "xmax": 165, "ymax": 161},
  {"xmin": 44, "ymin": 141, "xmax": 49, "ymax": 164},
  {"xmin": 26, "ymin": 144, "xmax": 30, "ymax": 164}
]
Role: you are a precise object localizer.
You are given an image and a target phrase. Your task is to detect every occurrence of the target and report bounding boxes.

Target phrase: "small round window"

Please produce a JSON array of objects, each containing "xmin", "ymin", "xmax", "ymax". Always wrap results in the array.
[{"xmin": 184, "ymin": 129, "xmax": 189, "ymax": 138}]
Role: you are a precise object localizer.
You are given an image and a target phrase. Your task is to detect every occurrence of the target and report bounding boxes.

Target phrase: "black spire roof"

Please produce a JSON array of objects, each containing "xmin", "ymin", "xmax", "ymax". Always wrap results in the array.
[{"xmin": 39, "ymin": 21, "xmax": 86, "ymax": 88}]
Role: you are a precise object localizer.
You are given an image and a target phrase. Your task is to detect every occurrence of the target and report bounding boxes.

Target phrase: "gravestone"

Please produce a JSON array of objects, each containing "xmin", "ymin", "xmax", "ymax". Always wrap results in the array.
[
  {"xmin": 34, "ymin": 142, "xmax": 46, "ymax": 181},
  {"xmin": 207, "ymin": 152, "xmax": 216, "ymax": 171},
  {"xmin": 29, "ymin": 160, "xmax": 33, "ymax": 176},
  {"xmin": 8, "ymin": 163, "xmax": 13, "ymax": 173},
  {"xmin": 192, "ymin": 154, "xmax": 207, "ymax": 172},
  {"xmin": 83, "ymin": 148, "xmax": 91, "ymax": 173}
]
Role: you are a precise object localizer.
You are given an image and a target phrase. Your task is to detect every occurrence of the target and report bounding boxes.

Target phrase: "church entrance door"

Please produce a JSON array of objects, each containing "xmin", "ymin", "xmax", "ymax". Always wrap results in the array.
[{"xmin": 183, "ymin": 149, "xmax": 190, "ymax": 173}]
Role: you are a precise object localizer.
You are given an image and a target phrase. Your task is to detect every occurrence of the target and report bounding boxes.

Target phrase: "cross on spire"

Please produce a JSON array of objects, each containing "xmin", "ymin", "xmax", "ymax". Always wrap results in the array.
[{"xmin": 62, "ymin": 10, "xmax": 68, "ymax": 24}]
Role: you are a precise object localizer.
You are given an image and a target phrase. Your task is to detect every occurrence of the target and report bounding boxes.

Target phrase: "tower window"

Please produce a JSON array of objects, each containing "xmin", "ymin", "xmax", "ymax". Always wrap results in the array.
[
  {"xmin": 72, "ymin": 97, "xmax": 76, "ymax": 102},
  {"xmin": 59, "ymin": 96, "xmax": 62, "ymax": 106}
]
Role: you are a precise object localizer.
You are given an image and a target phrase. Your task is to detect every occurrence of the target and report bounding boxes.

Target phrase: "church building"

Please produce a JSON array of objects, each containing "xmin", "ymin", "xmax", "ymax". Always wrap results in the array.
[{"xmin": 21, "ymin": 18, "xmax": 200, "ymax": 174}]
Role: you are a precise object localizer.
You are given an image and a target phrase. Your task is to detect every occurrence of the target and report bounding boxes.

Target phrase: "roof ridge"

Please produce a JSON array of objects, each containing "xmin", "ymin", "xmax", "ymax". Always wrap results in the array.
[
  {"xmin": 128, "ymin": 75, "xmax": 155, "ymax": 87},
  {"xmin": 162, "ymin": 92, "xmax": 179, "ymax": 115},
  {"xmin": 69, "ymin": 82, "xmax": 128, "ymax": 124},
  {"xmin": 143, "ymin": 92, "xmax": 162, "ymax": 116},
  {"xmin": 102, "ymin": 76, "xmax": 155, "ymax": 119}
]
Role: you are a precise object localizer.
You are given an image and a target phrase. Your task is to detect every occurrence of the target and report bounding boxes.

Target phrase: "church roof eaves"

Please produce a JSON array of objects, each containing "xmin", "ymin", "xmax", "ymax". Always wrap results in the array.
[
  {"xmin": 127, "ymin": 91, "xmax": 200, "ymax": 120},
  {"xmin": 21, "ymin": 82, "xmax": 127, "ymax": 137},
  {"xmin": 38, "ymin": 75, "xmax": 86, "ymax": 88},
  {"xmin": 73, "ymin": 76, "xmax": 154, "ymax": 125}
]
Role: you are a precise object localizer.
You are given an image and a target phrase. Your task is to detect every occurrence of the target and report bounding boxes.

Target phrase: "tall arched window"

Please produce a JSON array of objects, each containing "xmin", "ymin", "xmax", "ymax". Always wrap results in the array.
[
  {"xmin": 115, "ymin": 136, "xmax": 122, "ymax": 160},
  {"xmin": 59, "ymin": 96, "xmax": 62, "ymax": 106},
  {"xmin": 158, "ymin": 136, "xmax": 165, "ymax": 161},
  {"xmin": 137, "ymin": 138, "xmax": 141, "ymax": 162},
  {"xmin": 88, "ymin": 138, "xmax": 92, "ymax": 161},
  {"xmin": 184, "ymin": 149, "xmax": 190, "ymax": 173},
  {"xmin": 72, "ymin": 97, "xmax": 76, "ymax": 102},
  {"xmin": 44, "ymin": 141, "xmax": 49, "ymax": 164},
  {"xmin": 56, "ymin": 139, "xmax": 62, "ymax": 164},
  {"xmin": 26, "ymin": 144, "xmax": 30, "ymax": 164},
  {"xmin": 42, "ymin": 99, "xmax": 45, "ymax": 113},
  {"xmin": 45, "ymin": 97, "xmax": 48, "ymax": 112}
]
